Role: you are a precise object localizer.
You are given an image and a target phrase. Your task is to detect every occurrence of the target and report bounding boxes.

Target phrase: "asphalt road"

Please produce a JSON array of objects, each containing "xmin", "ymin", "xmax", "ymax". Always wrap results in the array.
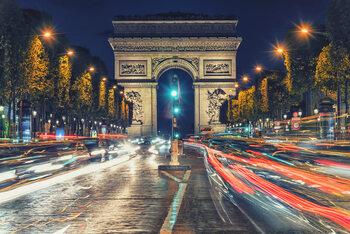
[{"xmin": 0, "ymin": 143, "xmax": 256, "ymax": 233}]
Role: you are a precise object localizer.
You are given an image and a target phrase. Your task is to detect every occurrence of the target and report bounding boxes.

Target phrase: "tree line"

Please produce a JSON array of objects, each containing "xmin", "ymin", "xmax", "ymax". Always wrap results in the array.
[
  {"xmin": 0, "ymin": 0, "xmax": 132, "ymax": 138},
  {"xmin": 223, "ymin": 0, "xmax": 350, "ymax": 126}
]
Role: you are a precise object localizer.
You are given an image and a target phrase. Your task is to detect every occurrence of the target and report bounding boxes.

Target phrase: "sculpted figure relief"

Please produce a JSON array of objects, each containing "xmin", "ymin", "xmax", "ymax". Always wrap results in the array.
[
  {"xmin": 206, "ymin": 89, "xmax": 227, "ymax": 124},
  {"xmin": 125, "ymin": 91, "xmax": 144, "ymax": 124}
]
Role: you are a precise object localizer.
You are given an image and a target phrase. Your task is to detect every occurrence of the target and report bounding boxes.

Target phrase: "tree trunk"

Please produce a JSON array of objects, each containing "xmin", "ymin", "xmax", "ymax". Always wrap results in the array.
[
  {"xmin": 12, "ymin": 92, "xmax": 16, "ymax": 138},
  {"xmin": 7, "ymin": 93, "xmax": 12, "ymax": 138},
  {"xmin": 19, "ymin": 100, "xmax": 23, "ymax": 139},
  {"xmin": 337, "ymin": 86, "xmax": 341, "ymax": 138},
  {"xmin": 345, "ymin": 79, "xmax": 349, "ymax": 114}
]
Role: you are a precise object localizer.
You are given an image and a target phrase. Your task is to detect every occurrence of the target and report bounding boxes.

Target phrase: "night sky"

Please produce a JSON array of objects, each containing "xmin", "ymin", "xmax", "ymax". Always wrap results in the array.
[
  {"xmin": 16, "ymin": 0, "xmax": 330, "ymax": 79},
  {"xmin": 16, "ymin": 0, "xmax": 331, "ymax": 135}
]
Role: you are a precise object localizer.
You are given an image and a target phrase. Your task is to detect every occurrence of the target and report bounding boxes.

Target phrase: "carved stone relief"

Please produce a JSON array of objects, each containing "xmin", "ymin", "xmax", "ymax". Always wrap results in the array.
[
  {"xmin": 151, "ymin": 57, "xmax": 199, "ymax": 78},
  {"xmin": 125, "ymin": 91, "xmax": 144, "ymax": 124},
  {"xmin": 119, "ymin": 60, "xmax": 147, "ymax": 76},
  {"xmin": 206, "ymin": 89, "xmax": 227, "ymax": 124}
]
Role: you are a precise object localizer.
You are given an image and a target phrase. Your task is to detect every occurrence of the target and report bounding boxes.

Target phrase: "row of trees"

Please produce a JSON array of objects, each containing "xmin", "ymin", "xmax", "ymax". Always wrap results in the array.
[
  {"xmin": 224, "ymin": 0, "xmax": 350, "ymax": 126},
  {"xmin": 0, "ymin": 0, "xmax": 131, "ymax": 138}
]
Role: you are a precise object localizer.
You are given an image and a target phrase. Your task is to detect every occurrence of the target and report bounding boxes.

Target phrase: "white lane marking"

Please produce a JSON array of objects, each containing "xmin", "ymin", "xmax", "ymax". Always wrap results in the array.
[
  {"xmin": 160, "ymin": 171, "xmax": 182, "ymax": 183},
  {"xmin": 160, "ymin": 170, "xmax": 191, "ymax": 234}
]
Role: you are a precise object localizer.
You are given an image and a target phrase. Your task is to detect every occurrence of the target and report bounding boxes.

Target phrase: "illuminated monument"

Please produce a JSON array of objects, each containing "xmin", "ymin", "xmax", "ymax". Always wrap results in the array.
[{"xmin": 109, "ymin": 13, "xmax": 241, "ymax": 136}]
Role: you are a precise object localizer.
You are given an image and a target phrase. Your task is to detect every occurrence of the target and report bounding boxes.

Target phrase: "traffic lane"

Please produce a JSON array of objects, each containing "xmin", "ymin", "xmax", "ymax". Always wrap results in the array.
[
  {"xmin": 207, "ymin": 137, "xmax": 350, "ymax": 180},
  {"xmin": 173, "ymin": 148, "xmax": 257, "ymax": 233},
  {"xmin": 0, "ymin": 147, "xmax": 174, "ymax": 233},
  {"xmin": 187, "ymin": 141, "xmax": 350, "ymax": 233},
  {"xmin": 0, "ymin": 139, "xmax": 127, "ymax": 191}
]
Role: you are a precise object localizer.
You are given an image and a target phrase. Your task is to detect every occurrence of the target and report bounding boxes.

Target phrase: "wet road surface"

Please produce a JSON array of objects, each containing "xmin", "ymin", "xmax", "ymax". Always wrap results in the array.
[
  {"xmin": 173, "ymin": 149, "xmax": 256, "ymax": 233},
  {"xmin": 0, "ymin": 145, "xmax": 255, "ymax": 233}
]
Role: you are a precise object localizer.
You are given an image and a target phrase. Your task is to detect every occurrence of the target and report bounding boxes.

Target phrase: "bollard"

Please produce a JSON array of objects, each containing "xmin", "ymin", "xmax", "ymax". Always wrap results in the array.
[{"xmin": 170, "ymin": 139, "xmax": 179, "ymax": 165}]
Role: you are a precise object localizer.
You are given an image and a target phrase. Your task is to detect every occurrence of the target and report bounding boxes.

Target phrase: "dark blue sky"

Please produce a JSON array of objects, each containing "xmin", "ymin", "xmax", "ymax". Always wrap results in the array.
[{"xmin": 16, "ymin": 0, "xmax": 330, "ymax": 80}]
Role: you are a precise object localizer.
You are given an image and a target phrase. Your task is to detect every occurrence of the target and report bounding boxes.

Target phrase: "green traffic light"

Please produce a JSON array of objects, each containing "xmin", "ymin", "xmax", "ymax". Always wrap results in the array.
[
  {"xmin": 174, "ymin": 107, "xmax": 179, "ymax": 113},
  {"xmin": 174, "ymin": 133, "xmax": 180, "ymax": 138},
  {"xmin": 171, "ymin": 90, "xmax": 178, "ymax": 97}
]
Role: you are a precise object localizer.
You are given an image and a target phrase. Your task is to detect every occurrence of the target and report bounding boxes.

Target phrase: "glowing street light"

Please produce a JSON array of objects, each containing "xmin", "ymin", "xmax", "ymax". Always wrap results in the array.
[
  {"xmin": 102, "ymin": 77, "xmax": 107, "ymax": 82},
  {"xmin": 255, "ymin": 65, "xmax": 262, "ymax": 72},
  {"xmin": 276, "ymin": 48, "xmax": 284, "ymax": 54},
  {"xmin": 113, "ymin": 85, "xmax": 117, "ymax": 89},
  {"xmin": 43, "ymin": 31, "xmax": 52, "ymax": 38},
  {"xmin": 242, "ymin": 76, "xmax": 248, "ymax": 82},
  {"xmin": 67, "ymin": 50, "xmax": 74, "ymax": 56},
  {"xmin": 301, "ymin": 28, "xmax": 309, "ymax": 34},
  {"xmin": 120, "ymin": 91, "xmax": 124, "ymax": 95},
  {"xmin": 171, "ymin": 90, "xmax": 178, "ymax": 97},
  {"xmin": 234, "ymin": 83, "xmax": 239, "ymax": 88},
  {"xmin": 89, "ymin": 66, "xmax": 95, "ymax": 72}
]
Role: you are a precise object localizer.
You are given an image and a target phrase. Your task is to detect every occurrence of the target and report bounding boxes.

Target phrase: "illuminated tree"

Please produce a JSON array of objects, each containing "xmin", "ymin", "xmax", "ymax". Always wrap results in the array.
[
  {"xmin": 72, "ymin": 71, "xmax": 92, "ymax": 111},
  {"xmin": 108, "ymin": 89, "xmax": 115, "ymax": 117},
  {"xmin": 315, "ymin": 43, "xmax": 350, "ymax": 112},
  {"xmin": 121, "ymin": 97, "xmax": 126, "ymax": 123},
  {"xmin": 259, "ymin": 78, "xmax": 268, "ymax": 113},
  {"xmin": 56, "ymin": 55, "xmax": 71, "ymax": 108},
  {"xmin": 283, "ymin": 26, "xmax": 328, "ymax": 103},
  {"xmin": 22, "ymin": 35, "xmax": 51, "ymax": 104},
  {"xmin": 238, "ymin": 86, "xmax": 257, "ymax": 122},
  {"xmin": 99, "ymin": 80, "xmax": 106, "ymax": 111}
]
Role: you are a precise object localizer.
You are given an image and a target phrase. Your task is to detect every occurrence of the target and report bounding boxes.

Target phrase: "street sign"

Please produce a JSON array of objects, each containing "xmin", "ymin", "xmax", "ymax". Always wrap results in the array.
[
  {"xmin": 292, "ymin": 121, "xmax": 300, "ymax": 130},
  {"xmin": 293, "ymin": 112, "xmax": 298, "ymax": 118},
  {"xmin": 276, "ymin": 121, "xmax": 280, "ymax": 126}
]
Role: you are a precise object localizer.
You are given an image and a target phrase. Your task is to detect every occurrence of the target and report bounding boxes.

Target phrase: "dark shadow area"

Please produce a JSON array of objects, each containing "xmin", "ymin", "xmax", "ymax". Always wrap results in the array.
[{"xmin": 157, "ymin": 69, "xmax": 194, "ymax": 137}]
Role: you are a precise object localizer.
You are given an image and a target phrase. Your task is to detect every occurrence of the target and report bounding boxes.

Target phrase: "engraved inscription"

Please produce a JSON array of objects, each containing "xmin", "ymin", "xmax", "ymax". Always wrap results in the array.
[{"xmin": 119, "ymin": 60, "xmax": 147, "ymax": 76}]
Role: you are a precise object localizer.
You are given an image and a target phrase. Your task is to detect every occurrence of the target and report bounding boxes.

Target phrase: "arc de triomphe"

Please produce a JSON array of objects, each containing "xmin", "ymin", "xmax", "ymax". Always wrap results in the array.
[{"xmin": 108, "ymin": 14, "xmax": 241, "ymax": 136}]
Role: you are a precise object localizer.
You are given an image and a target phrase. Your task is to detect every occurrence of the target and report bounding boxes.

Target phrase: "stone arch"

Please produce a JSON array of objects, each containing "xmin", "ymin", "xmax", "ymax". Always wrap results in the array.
[{"xmin": 153, "ymin": 58, "xmax": 199, "ymax": 82}]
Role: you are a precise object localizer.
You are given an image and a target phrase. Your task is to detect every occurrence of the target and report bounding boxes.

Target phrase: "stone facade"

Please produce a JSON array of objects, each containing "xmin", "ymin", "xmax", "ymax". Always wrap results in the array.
[{"xmin": 109, "ymin": 15, "xmax": 241, "ymax": 136}]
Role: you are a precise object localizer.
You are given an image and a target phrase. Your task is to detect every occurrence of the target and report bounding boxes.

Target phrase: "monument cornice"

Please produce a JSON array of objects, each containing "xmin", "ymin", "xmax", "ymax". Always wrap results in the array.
[{"xmin": 108, "ymin": 37, "xmax": 241, "ymax": 52}]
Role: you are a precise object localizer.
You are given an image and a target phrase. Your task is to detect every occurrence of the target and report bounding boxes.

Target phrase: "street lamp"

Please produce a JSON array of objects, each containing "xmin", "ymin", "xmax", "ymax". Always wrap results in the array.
[
  {"xmin": 298, "ymin": 111, "xmax": 302, "ymax": 117},
  {"xmin": 314, "ymin": 108, "xmax": 319, "ymax": 115},
  {"xmin": 67, "ymin": 50, "xmax": 74, "ymax": 56},
  {"xmin": 234, "ymin": 83, "xmax": 239, "ymax": 88},
  {"xmin": 174, "ymin": 107, "xmax": 179, "ymax": 114},
  {"xmin": 242, "ymin": 76, "xmax": 248, "ymax": 82},
  {"xmin": 43, "ymin": 31, "xmax": 53, "ymax": 38},
  {"xmin": 283, "ymin": 114, "xmax": 288, "ymax": 120},
  {"xmin": 255, "ymin": 65, "xmax": 262, "ymax": 72},
  {"xmin": 102, "ymin": 77, "xmax": 107, "ymax": 82},
  {"xmin": 113, "ymin": 85, "xmax": 117, "ymax": 89},
  {"xmin": 89, "ymin": 66, "xmax": 95, "ymax": 72},
  {"xmin": 120, "ymin": 91, "xmax": 124, "ymax": 95}
]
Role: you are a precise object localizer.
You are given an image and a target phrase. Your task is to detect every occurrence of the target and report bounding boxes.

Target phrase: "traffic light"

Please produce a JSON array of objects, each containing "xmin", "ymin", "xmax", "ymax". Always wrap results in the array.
[
  {"xmin": 174, "ymin": 106, "xmax": 179, "ymax": 114},
  {"xmin": 174, "ymin": 127, "xmax": 180, "ymax": 139},
  {"xmin": 171, "ymin": 90, "xmax": 178, "ymax": 97}
]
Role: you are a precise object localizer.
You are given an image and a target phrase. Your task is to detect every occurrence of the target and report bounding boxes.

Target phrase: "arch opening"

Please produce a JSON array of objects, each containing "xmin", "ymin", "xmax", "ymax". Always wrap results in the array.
[{"xmin": 157, "ymin": 69, "xmax": 194, "ymax": 138}]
